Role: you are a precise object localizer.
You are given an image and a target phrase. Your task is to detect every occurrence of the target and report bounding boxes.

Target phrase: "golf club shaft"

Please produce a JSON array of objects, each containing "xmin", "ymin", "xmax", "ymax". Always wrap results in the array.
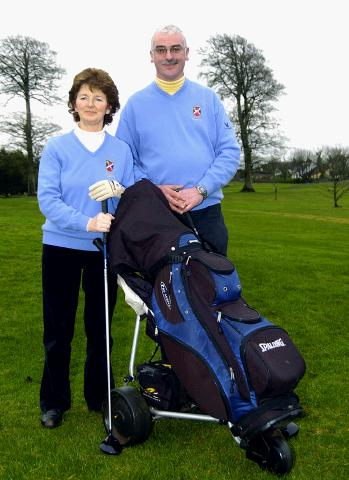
[
  {"xmin": 183, "ymin": 211, "xmax": 199, "ymax": 237},
  {"xmin": 102, "ymin": 199, "xmax": 112, "ymax": 433}
]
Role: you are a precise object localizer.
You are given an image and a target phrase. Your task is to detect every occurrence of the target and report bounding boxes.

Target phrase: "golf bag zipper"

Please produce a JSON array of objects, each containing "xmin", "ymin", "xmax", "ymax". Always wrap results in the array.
[
  {"xmin": 216, "ymin": 310, "xmax": 223, "ymax": 334},
  {"xmin": 216, "ymin": 316, "xmax": 236, "ymax": 385},
  {"xmin": 216, "ymin": 313, "xmax": 235, "ymax": 382}
]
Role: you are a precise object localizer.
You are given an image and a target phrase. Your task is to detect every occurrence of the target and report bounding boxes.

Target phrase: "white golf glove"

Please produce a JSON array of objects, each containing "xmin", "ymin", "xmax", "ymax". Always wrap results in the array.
[{"xmin": 88, "ymin": 179, "xmax": 125, "ymax": 201}]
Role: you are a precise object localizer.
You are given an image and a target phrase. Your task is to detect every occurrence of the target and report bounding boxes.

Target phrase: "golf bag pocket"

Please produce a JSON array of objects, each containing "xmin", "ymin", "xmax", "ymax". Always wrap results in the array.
[
  {"xmin": 187, "ymin": 259, "xmax": 242, "ymax": 306},
  {"xmin": 137, "ymin": 361, "xmax": 187, "ymax": 410},
  {"xmin": 190, "ymin": 250, "xmax": 235, "ymax": 274},
  {"xmin": 153, "ymin": 264, "xmax": 184, "ymax": 325},
  {"xmin": 159, "ymin": 333, "xmax": 230, "ymax": 421},
  {"xmin": 242, "ymin": 326, "xmax": 306, "ymax": 400},
  {"xmin": 219, "ymin": 298, "xmax": 260, "ymax": 323}
]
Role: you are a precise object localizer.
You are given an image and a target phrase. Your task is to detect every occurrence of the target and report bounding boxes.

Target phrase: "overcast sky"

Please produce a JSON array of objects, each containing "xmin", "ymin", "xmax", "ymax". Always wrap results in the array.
[{"xmin": 1, "ymin": 0, "xmax": 348, "ymax": 153}]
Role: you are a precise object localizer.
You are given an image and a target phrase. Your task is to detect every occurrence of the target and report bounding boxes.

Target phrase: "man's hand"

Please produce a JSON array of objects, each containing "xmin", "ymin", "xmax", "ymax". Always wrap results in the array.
[
  {"xmin": 157, "ymin": 184, "xmax": 186, "ymax": 213},
  {"xmin": 89, "ymin": 180, "xmax": 125, "ymax": 201},
  {"xmin": 86, "ymin": 212, "xmax": 115, "ymax": 232},
  {"xmin": 178, "ymin": 187, "xmax": 204, "ymax": 213},
  {"xmin": 158, "ymin": 185, "xmax": 204, "ymax": 213}
]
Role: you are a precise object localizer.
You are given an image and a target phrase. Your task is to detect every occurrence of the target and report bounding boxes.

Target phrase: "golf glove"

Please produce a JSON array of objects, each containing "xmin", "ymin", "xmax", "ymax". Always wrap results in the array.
[{"xmin": 89, "ymin": 179, "xmax": 125, "ymax": 201}]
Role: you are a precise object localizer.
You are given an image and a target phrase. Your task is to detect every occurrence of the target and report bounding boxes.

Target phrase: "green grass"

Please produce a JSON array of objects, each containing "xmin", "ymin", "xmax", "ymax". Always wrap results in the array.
[{"xmin": 0, "ymin": 183, "xmax": 348, "ymax": 479}]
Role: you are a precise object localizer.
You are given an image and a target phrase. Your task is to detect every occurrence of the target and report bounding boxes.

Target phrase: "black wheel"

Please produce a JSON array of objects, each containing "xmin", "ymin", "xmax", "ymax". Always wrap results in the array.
[
  {"xmin": 265, "ymin": 433, "xmax": 294, "ymax": 475},
  {"xmin": 102, "ymin": 386, "xmax": 153, "ymax": 447},
  {"xmin": 245, "ymin": 429, "xmax": 294, "ymax": 475}
]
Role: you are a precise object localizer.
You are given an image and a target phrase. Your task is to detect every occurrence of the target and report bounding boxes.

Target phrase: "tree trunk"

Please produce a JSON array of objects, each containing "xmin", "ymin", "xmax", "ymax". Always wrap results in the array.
[
  {"xmin": 238, "ymin": 112, "xmax": 255, "ymax": 192},
  {"xmin": 333, "ymin": 180, "xmax": 339, "ymax": 208},
  {"xmin": 241, "ymin": 143, "xmax": 255, "ymax": 192},
  {"xmin": 25, "ymin": 96, "xmax": 36, "ymax": 195}
]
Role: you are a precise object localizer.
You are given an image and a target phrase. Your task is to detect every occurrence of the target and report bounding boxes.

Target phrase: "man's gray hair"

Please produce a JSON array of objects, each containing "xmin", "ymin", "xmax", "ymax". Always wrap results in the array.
[{"xmin": 151, "ymin": 25, "xmax": 187, "ymax": 50}]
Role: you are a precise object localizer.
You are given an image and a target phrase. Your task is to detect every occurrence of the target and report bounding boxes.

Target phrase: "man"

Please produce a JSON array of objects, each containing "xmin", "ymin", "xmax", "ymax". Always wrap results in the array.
[{"xmin": 116, "ymin": 25, "xmax": 240, "ymax": 255}]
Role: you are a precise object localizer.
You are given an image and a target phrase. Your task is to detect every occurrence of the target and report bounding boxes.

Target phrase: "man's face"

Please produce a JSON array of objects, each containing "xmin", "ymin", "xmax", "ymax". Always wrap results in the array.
[{"xmin": 150, "ymin": 32, "xmax": 189, "ymax": 81}]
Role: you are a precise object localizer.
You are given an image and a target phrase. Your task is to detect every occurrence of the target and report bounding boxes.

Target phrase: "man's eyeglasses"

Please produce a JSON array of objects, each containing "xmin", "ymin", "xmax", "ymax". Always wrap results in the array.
[{"xmin": 154, "ymin": 45, "xmax": 184, "ymax": 55}]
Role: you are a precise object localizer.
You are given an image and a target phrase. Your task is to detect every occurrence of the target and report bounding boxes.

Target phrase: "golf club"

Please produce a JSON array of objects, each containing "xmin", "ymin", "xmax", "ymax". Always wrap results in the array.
[{"xmin": 95, "ymin": 199, "xmax": 122, "ymax": 455}]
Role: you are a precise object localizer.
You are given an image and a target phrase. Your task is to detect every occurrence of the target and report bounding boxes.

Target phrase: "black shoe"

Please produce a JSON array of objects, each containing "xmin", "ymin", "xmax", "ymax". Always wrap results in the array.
[
  {"xmin": 88, "ymin": 407, "xmax": 102, "ymax": 413},
  {"xmin": 87, "ymin": 402, "xmax": 102, "ymax": 413},
  {"xmin": 41, "ymin": 409, "xmax": 63, "ymax": 429}
]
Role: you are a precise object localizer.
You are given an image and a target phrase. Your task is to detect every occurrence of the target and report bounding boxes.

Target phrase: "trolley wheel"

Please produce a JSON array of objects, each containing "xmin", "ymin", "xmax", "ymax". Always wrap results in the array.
[
  {"xmin": 265, "ymin": 433, "xmax": 294, "ymax": 475},
  {"xmin": 246, "ymin": 429, "xmax": 294, "ymax": 475},
  {"xmin": 102, "ymin": 386, "xmax": 153, "ymax": 447}
]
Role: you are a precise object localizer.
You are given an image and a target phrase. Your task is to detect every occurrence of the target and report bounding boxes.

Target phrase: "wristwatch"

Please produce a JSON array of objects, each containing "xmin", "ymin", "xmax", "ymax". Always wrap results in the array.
[{"xmin": 196, "ymin": 185, "xmax": 208, "ymax": 200}]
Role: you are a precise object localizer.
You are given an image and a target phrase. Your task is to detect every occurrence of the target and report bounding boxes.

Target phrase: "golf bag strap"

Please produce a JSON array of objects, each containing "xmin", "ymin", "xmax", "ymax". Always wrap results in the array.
[
  {"xmin": 149, "ymin": 245, "xmax": 236, "ymax": 279},
  {"xmin": 148, "ymin": 243, "xmax": 202, "ymax": 278},
  {"xmin": 179, "ymin": 211, "xmax": 214, "ymax": 253}
]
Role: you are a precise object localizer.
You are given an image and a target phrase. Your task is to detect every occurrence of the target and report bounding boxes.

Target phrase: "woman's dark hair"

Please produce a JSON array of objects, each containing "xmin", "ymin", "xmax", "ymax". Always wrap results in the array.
[{"xmin": 68, "ymin": 68, "xmax": 120, "ymax": 126}]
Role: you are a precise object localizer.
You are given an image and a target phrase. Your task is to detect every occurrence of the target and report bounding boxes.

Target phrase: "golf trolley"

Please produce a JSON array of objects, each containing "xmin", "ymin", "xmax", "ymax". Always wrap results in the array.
[
  {"xmin": 100, "ymin": 180, "xmax": 305, "ymax": 474},
  {"xmin": 102, "ymin": 276, "xmax": 300, "ymax": 476}
]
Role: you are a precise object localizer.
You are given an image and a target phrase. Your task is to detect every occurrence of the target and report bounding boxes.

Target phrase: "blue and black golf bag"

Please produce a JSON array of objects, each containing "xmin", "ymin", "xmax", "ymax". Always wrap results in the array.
[
  {"xmin": 149, "ymin": 232, "xmax": 305, "ymax": 438},
  {"xmin": 108, "ymin": 179, "xmax": 306, "ymax": 443}
]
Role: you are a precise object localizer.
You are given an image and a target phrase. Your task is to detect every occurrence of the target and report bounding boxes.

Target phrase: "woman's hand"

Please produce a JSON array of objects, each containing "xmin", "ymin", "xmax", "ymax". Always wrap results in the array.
[{"xmin": 86, "ymin": 212, "xmax": 115, "ymax": 232}]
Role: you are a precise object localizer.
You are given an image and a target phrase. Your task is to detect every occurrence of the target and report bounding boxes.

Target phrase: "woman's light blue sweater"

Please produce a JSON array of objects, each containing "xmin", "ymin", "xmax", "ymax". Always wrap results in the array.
[{"xmin": 38, "ymin": 131, "xmax": 134, "ymax": 251}]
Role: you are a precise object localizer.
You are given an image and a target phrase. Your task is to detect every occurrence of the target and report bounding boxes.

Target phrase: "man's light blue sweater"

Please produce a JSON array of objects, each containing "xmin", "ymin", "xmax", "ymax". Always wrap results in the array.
[{"xmin": 116, "ymin": 79, "xmax": 240, "ymax": 209}]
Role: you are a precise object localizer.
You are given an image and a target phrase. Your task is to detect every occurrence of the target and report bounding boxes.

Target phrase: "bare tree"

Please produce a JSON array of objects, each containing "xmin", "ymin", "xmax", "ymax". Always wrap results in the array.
[
  {"xmin": 0, "ymin": 35, "xmax": 65, "ymax": 194},
  {"xmin": 0, "ymin": 112, "xmax": 61, "ymax": 191},
  {"xmin": 199, "ymin": 34, "xmax": 285, "ymax": 192},
  {"xmin": 324, "ymin": 147, "xmax": 349, "ymax": 207}
]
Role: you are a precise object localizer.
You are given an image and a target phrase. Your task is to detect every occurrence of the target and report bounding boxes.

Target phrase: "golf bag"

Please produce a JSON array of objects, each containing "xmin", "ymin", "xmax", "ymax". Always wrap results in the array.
[{"xmin": 108, "ymin": 179, "xmax": 306, "ymax": 440}]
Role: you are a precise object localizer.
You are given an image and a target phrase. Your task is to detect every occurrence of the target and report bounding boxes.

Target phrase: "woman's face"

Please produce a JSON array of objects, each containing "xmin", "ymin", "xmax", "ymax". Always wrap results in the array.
[{"xmin": 74, "ymin": 84, "xmax": 110, "ymax": 131}]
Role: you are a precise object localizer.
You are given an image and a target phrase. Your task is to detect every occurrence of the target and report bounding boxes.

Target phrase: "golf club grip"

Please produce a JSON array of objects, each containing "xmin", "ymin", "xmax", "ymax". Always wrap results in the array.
[
  {"xmin": 93, "ymin": 237, "xmax": 103, "ymax": 252},
  {"xmin": 102, "ymin": 200, "xmax": 108, "ymax": 245}
]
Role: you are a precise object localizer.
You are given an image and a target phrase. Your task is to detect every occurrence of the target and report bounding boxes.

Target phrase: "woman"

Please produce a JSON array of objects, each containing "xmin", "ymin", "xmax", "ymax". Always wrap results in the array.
[{"xmin": 38, "ymin": 68, "xmax": 134, "ymax": 428}]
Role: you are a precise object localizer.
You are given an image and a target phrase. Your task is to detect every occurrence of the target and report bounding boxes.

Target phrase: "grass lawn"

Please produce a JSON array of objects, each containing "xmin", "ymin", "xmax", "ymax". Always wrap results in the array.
[{"xmin": 0, "ymin": 183, "xmax": 348, "ymax": 479}]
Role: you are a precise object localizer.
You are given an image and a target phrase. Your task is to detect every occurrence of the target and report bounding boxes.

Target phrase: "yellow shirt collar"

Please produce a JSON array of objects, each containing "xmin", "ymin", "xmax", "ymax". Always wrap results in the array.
[{"xmin": 155, "ymin": 76, "xmax": 185, "ymax": 95}]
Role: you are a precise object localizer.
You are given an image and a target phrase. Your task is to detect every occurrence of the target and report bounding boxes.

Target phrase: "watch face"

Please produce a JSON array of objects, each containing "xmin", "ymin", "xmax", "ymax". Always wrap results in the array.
[{"xmin": 197, "ymin": 185, "xmax": 207, "ymax": 199}]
